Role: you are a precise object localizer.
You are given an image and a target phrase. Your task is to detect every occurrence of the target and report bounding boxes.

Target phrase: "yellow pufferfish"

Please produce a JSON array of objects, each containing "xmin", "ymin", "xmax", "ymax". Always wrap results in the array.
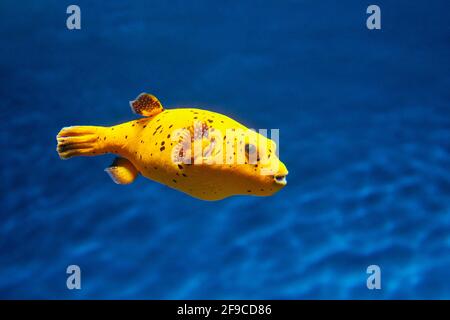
[{"xmin": 56, "ymin": 93, "xmax": 288, "ymax": 201}]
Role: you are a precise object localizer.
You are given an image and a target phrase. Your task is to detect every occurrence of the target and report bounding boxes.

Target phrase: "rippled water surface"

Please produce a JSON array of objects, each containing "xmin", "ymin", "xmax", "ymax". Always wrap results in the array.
[{"xmin": 1, "ymin": 0, "xmax": 449, "ymax": 299}]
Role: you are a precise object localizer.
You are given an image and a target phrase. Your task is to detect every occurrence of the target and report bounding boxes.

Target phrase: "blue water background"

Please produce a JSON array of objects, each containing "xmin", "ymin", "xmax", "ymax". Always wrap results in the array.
[{"xmin": 1, "ymin": 0, "xmax": 449, "ymax": 299}]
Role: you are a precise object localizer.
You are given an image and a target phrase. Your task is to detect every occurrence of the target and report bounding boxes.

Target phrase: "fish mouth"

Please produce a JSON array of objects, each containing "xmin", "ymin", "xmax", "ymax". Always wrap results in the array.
[{"xmin": 274, "ymin": 174, "xmax": 287, "ymax": 185}]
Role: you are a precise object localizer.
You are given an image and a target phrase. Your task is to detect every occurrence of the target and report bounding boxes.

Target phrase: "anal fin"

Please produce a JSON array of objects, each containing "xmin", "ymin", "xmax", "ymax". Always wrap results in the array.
[{"xmin": 105, "ymin": 157, "xmax": 139, "ymax": 185}]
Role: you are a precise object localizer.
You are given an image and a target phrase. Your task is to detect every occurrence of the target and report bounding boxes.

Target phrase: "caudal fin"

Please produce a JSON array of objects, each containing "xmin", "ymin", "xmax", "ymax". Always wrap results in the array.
[{"xmin": 56, "ymin": 126, "xmax": 104, "ymax": 159}]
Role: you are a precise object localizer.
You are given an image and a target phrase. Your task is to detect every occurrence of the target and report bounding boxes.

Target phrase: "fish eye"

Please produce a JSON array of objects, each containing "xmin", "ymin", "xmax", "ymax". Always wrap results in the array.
[{"xmin": 245, "ymin": 143, "xmax": 256, "ymax": 155}]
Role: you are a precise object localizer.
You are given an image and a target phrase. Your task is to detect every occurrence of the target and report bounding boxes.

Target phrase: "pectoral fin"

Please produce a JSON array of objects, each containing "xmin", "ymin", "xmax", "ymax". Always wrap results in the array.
[
  {"xmin": 105, "ymin": 157, "xmax": 139, "ymax": 184},
  {"xmin": 130, "ymin": 93, "xmax": 164, "ymax": 117}
]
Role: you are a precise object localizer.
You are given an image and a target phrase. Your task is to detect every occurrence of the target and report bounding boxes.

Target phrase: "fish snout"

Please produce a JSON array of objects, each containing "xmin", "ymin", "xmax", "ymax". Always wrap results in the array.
[
  {"xmin": 274, "ymin": 172, "xmax": 288, "ymax": 186},
  {"xmin": 273, "ymin": 162, "xmax": 288, "ymax": 186}
]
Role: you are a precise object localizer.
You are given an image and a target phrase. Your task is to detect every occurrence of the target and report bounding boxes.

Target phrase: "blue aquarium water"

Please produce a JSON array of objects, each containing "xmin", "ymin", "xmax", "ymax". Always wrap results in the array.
[{"xmin": 1, "ymin": 0, "xmax": 449, "ymax": 299}]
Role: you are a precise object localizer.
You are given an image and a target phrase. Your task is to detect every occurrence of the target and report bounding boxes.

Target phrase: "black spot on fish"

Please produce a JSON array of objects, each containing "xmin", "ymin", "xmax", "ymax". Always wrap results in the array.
[
  {"xmin": 207, "ymin": 119, "xmax": 213, "ymax": 123},
  {"xmin": 169, "ymin": 124, "xmax": 173, "ymax": 128},
  {"xmin": 247, "ymin": 190, "xmax": 251, "ymax": 193},
  {"xmin": 161, "ymin": 141, "xmax": 165, "ymax": 146},
  {"xmin": 125, "ymin": 135, "xmax": 127, "ymax": 139},
  {"xmin": 167, "ymin": 134, "xmax": 170, "ymax": 139},
  {"xmin": 172, "ymin": 179, "xmax": 177, "ymax": 183},
  {"xmin": 178, "ymin": 164, "xmax": 183, "ymax": 170},
  {"xmin": 160, "ymin": 146, "xmax": 165, "ymax": 151},
  {"xmin": 143, "ymin": 125, "xmax": 147, "ymax": 128},
  {"xmin": 182, "ymin": 173, "xmax": 187, "ymax": 177}
]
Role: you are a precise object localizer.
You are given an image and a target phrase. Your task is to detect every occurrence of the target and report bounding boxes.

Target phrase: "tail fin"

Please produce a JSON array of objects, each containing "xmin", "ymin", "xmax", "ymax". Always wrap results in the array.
[{"xmin": 56, "ymin": 126, "xmax": 104, "ymax": 159}]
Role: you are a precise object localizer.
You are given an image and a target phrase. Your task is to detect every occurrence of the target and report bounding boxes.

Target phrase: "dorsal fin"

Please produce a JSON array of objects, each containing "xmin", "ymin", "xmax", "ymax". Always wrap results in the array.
[{"xmin": 130, "ymin": 93, "xmax": 164, "ymax": 117}]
